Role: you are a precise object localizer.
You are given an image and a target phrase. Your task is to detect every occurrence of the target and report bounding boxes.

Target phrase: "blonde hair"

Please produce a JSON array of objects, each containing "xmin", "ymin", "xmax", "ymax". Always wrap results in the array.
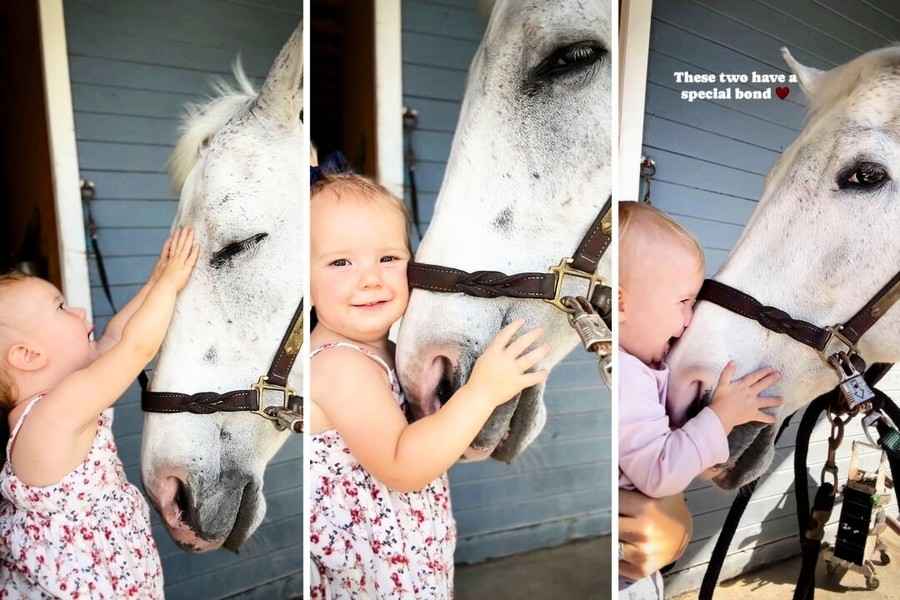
[
  {"xmin": 619, "ymin": 202, "xmax": 704, "ymax": 285},
  {"xmin": 0, "ymin": 271, "xmax": 30, "ymax": 411},
  {"xmin": 311, "ymin": 172, "xmax": 413, "ymax": 253}
]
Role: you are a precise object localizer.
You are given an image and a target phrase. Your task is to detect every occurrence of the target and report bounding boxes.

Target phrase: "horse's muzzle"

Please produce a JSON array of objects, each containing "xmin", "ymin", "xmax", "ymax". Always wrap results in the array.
[{"xmin": 149, "ymin": 468, "xmax": 260, "ymax": 552}]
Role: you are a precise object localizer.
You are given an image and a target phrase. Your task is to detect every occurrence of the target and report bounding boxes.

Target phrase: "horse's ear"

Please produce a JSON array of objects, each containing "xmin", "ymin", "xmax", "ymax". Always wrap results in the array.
[
  {"xmin": 255, "ymin": 23, "xmax": 302, "ymax": 126},
  {"xmin": 782, "ymin": 47, "xmax": 825, "ymax": 98}
]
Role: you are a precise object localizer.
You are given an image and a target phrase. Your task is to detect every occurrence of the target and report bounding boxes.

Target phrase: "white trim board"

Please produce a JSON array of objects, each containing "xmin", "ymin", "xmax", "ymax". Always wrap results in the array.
[
  {"xmin": 38, "ymin": 0, "xmax": 92, "ymax": 313},
  {"xmin": 374, "ymin": 0, "xmax": 404, "ymax": 198},
  {"xmin": 618, "ymin": 0, "xmax": 653, "ymax": 202}
]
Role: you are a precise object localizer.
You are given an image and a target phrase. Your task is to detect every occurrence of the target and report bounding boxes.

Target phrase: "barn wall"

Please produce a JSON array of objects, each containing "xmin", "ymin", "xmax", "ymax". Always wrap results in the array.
[
  {"xmin": 401, "ymin": 0, "xmax": 612, "ymax": 564},
  {"xmin": 63, "ymin": 1, "xmax": 301, "ymax": 597},
  {"xmin": 638, "ymin": 1, "xmax": 900, "ymax": 594}
]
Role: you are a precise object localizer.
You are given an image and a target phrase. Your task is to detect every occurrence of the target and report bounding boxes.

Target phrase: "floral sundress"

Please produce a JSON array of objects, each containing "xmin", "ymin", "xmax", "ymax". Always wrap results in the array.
[
  {"xmin": 0, "ymin": 394, "xmax": 164, "ymax": 598},
  {"xmin": 309, "ymin": 342, "xmax": 456, "ymax": 599}
]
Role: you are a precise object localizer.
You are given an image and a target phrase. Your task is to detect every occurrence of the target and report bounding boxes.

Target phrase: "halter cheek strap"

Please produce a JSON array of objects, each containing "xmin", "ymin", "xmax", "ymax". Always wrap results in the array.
[{"xmin": 141, "ymin": 299, "xmax": 304, "ymax": 433}]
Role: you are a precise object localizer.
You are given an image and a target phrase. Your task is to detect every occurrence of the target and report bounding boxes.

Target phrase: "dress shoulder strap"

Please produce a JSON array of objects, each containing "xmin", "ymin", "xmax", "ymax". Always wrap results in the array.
[
  {"xmin": 312, "ymin": 341, "xmax": 394, "ymax": 376},
  {"xmin": 6, "ymin": 394, "xmax": 44, "ymax": 458}
]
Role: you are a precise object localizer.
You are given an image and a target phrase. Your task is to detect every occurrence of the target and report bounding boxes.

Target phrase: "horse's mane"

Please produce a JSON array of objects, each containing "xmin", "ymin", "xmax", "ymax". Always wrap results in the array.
[
  {"xmin": 169, "ymin": 61, "xmax": 257, "ymax": 193},
  {"xmin": 806, "ymin": 44, "xmax": 900, "ymax": 119}
]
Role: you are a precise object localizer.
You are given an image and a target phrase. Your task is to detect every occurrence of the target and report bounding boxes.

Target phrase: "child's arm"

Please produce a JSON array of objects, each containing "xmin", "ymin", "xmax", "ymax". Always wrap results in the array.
[
  {"xmin": 315, "ymin": 321, "xmax": 549, "ymax": 492},
  {"xmin": 97, "ymin": 236, "xmax": 173, "ymax": 353},
  {"xmin": 619, "ymin": 358, "xmax": 781, "ymax": 498},
  {"xmin": 43, "ymin": 228, "xmax": 198, "ymax": 432}
]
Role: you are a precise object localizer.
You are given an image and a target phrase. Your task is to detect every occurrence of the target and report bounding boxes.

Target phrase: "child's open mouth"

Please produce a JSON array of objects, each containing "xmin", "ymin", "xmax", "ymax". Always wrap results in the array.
[{"xmin": 353, "ymin": 300, "xmax": 389, "ymax": 310}]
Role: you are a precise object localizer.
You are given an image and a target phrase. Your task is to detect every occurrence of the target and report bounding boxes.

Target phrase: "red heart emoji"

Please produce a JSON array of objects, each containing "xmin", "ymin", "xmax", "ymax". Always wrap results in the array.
[{"xmin": 775, "ymin": 86, "xmax": 790, "ymax": 100}]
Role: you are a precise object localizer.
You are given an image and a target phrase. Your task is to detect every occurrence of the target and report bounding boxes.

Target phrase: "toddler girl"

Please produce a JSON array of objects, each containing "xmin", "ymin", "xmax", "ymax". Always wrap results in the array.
[
  {"xmin": 617, "ymin": 202, "xmax": 783, "ymax": 598},
  {"xmin": 0, "ymin": 228, "xmax": 198, "ymax": 598},
  {"xmin": 309, "ymin": 174, "xmax": 550, "ymax": 599}
]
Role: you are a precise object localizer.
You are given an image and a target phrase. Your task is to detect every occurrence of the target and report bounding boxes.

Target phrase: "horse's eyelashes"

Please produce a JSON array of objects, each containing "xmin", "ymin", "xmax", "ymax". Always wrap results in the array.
[
  {"xmin": 837, "ymin": 161, "xmax": 889, "ymax": 191},
  {"xmin": 531, "ymin": 42, "xmax": 605, "ymax": 84},
  {"xmin": 209, "ymin": 232, "xmax": 269, "ymax": 269}
]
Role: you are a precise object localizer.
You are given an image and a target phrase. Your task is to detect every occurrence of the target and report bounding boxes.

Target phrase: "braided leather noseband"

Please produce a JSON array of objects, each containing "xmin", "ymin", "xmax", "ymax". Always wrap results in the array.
[
  {"xmin": 141, "ymin": 299, "xmax": 304, "ymax": 433},
  {"xmin": 406, "ymin": 198, "xmax": 613, "ymax": 382}
]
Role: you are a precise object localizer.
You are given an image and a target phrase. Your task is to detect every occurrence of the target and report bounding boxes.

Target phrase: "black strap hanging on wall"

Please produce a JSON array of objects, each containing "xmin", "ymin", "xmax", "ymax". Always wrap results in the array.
[
  {"xmin": 639, "ymin": 156, "xmax": 656, "ymax": 204},
  {"xmin": 403, "ymin": 106, "xmax": 423, "ymax": 240},
  {"xmin": 82, "ymin": 178, "xmax": 149, "ymax": 391}
]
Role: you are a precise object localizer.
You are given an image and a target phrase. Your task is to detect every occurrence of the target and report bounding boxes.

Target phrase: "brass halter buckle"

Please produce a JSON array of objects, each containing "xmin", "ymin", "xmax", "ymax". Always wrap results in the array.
[
  {"xmin": 252, "ymin": 375, "xmax": 298, "ymax": 431},
  {"xmin": 546, "ymin": 257, "xmax": 603, "ymax": 313}
]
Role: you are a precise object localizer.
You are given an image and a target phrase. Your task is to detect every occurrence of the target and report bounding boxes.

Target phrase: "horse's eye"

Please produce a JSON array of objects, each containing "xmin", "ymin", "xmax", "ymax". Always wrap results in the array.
[
  {"xmin": 837, "ymin": 161, "xmax": 889, "ymax": 191},
  {"xmin": 533, "ymin": 42, "xmax": 605, "ymax": 81},
  {"xmin": 210, "ymin": 233, "xmax": 268, "ymax": 269}
]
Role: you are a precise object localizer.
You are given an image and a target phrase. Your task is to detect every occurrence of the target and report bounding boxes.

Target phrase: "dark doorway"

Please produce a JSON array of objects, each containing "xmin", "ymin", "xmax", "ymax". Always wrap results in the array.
[
  {"xmin": 311, "ymin": 0, "xmax": 377, "ymax": 176},
  {"xmin": 0, "ymin": 1, "xmax": 60, "ymax": 286}
]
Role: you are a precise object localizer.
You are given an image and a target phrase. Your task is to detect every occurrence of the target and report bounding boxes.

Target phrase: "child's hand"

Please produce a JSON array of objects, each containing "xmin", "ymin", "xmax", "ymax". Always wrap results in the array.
[
  {"xmin": 466, "ymin": 320, "xmax": 550, "ymax": 407},
  {"xmin": 157, "ymin": 227, "xmax": 199, "ymax": 292},
  {"xmin": 709, "ymin": 361, "xmax": 783, "ymax": 434},
  {"xmin": 148, "ymin": 234, "xmax": 175, "ymax": 283}
]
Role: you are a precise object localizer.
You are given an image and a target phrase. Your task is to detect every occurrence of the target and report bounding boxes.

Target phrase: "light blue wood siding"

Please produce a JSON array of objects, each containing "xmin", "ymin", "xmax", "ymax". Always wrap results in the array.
[
  {"xmin": 402, "ymin": 0, "xmax": 611, "ymax": 565},
  {"xmin": 639, "ymin": 1, "xmax": 900, "ymax": 594},
  {"xmin": 63, "ymin": 1, "xmax": 301, "ymax": 597}
]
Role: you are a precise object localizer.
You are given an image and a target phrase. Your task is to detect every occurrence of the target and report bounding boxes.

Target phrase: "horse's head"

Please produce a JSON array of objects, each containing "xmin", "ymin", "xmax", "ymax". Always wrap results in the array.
[
  {"xmin": 668, "ymin": 46, "xmax": 900, "ymax": 489},
  {"xmin": 396, "ymin": 0, "xmax": 611, "ymax": 462},
  {"xmin": 140, "ymin": 25, "xmax": 303, "ymax": 551}
]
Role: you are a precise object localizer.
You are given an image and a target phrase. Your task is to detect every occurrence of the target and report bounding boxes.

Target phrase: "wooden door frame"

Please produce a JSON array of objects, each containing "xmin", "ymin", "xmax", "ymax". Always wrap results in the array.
[
  {"xmin": 374, "ymin": 0, "xmax": 403, "ymax": 197},
  {"xmin": 37, "ymin": 0, "xmax": 91, "ymax": 312},
  {"xmin": 618, "ymin": 0, "xmax": 653, "ymax": 201}
]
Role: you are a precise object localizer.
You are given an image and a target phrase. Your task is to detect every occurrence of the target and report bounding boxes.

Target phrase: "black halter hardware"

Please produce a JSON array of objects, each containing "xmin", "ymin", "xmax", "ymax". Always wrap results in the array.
[
  {"xmin": 141, "ymin": 299, "xmax": 304, "ymax": 433},
  {"xmin": 406, "ymin": 198, "xmax": 613, "ymax": 381},
  {"xmin": 694, "ymin": 275, "xmax": 900, "ymax": 599}
]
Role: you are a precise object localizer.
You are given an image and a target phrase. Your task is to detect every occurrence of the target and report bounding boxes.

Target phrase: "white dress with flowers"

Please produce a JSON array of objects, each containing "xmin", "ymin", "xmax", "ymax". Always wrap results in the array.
[
  {"xmin": 309, "ymin": 342, "xmax": 456, "ymax": 599},
  {"xmin": 0, "ymin": 395, "xmax": 164, "ymax": 598}
]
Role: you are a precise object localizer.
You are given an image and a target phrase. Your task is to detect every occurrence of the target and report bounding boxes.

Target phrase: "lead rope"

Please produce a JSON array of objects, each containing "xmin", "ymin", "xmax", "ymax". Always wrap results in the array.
[{"xmin": 700, "ymin": 364, "xmax": 900, "ymax": 600}]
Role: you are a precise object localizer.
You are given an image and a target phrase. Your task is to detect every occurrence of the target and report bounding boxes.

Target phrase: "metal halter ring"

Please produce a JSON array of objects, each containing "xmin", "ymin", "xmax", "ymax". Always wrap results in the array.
[{"xmin": 546, "ymin": 257, "xmax": 604, "ymax": 314}]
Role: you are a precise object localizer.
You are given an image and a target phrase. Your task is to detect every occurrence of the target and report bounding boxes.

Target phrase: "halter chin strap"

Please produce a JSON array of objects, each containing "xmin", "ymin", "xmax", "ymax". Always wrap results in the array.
[{"xmin": 141, "ymin": 299, "xmax": 304, "ymax": 433}]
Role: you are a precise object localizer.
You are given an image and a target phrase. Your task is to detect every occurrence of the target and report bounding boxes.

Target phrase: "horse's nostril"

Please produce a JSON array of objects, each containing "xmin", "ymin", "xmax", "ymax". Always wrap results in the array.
[
  {"xmin": 174, "ymin": 479, "xmax": 191, "ymax": 517},
  {"xmin": 436, "ymin": 364, "xmax": 454, "ymax": 407}
]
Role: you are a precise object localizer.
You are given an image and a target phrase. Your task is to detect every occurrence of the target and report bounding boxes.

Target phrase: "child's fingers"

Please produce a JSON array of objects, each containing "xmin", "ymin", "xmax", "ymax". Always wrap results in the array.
[
  {"xmin": 506, "ymin": 327, "xmax": 544, "ymax": 357},
  {"xmin": 171, "ymin": 228, "xmax": 186, "ymax": 257},
  {"xmin": 716, "ymin": 361, "xmax": 736, "ymax": 386},
  {"xmin": 754, "ymin": 411, "xmax": 777, "ymax": 424},
  {"xmin": 740, "ymin": 367, "xmax": 780, "ymax": 389},
  {"xmin": 757, "ymin": 396, "xmax": 783, "ymax": 409},
  {"xmin": 520, "ymin": 369, "xmax": 549, "ymax": 388},
  {"xmin": 160, "ymin": 237, "xmax": 172, "ymax": 260},
  {"xmin": 489, "ymin": 320, "xmax": 525, "ymax": 351},
  {"xmin": 189, "ymin": 241, "xmax": 200, "ymax": 267},
  {"xmin": 516, "ymin": 343, "xmax": 551, "ymax": 372}
]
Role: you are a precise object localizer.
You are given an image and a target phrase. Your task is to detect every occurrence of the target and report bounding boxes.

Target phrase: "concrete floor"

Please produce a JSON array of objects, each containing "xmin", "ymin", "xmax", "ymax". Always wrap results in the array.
[
  {"xmin": 675, "ymin": 531, "xmax": 900, "ymax": 600},
  {"xmin": 455, "ymin": 536, "xmax": 611, "ymax": 599}
]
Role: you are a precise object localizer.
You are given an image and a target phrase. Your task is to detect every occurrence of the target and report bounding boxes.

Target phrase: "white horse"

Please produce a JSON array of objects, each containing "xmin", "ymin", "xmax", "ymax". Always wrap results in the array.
[
  {"xmin": 668, "ymin": 46, "xmax": 900, "ymax": 489},
  {"xmin": 396, "ymin": 0, "xmax": 612, "ymax": 462},
  {"xmin": 140, "ymin": 26, "xmax": 303, "ymax": 551}
]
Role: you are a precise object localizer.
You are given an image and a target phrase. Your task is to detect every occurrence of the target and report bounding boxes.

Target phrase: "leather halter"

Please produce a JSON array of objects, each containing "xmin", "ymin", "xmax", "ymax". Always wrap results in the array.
[
  {"xmin": 698, "ymin": 272, "xmax": 900, "ymax": 412},
  {"xmin": 141, "ymin": 299, "xmax": 304, "ymax": 433},
  {"xmin": 407, "ymin": 197, "xmax": 613, "ymax": 322}
]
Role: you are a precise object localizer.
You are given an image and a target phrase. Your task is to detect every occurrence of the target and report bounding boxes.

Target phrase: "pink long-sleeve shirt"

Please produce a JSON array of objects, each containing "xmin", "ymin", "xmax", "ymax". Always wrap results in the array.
[{"xmin": 618, "ymin": 348, "xmax": 729, "ymax": 498}]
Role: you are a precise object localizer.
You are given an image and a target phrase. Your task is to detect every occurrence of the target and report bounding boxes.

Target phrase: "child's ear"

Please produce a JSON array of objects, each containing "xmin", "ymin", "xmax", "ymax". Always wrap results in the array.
[
  {"xmin": 7, "ymin": 343, "xmax": 47, "ymax": 372},
  {"xmin": 617, "ymin": 287, "xmax": 626, "ymax": 324}
]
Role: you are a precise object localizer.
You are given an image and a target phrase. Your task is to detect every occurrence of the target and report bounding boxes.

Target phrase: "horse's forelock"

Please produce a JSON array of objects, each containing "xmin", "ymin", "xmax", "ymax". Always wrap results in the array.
[{"xmin": 169, "ymin": 61, "xmax": 257, "ymax": 194}]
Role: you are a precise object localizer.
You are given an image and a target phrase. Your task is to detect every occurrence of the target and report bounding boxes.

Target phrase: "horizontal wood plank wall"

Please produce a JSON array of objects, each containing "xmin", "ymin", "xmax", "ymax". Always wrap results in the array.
[
  {"xmin": 402, "ymin": 0, "xmax": 612, "ymax": 565},
  {"xmin": 639, "ymin": 0, "xmax": 900, "ymax": 595},
  {"xmin": 63, "ymin": 1, "xmax": 301, "ymax": 597}
]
